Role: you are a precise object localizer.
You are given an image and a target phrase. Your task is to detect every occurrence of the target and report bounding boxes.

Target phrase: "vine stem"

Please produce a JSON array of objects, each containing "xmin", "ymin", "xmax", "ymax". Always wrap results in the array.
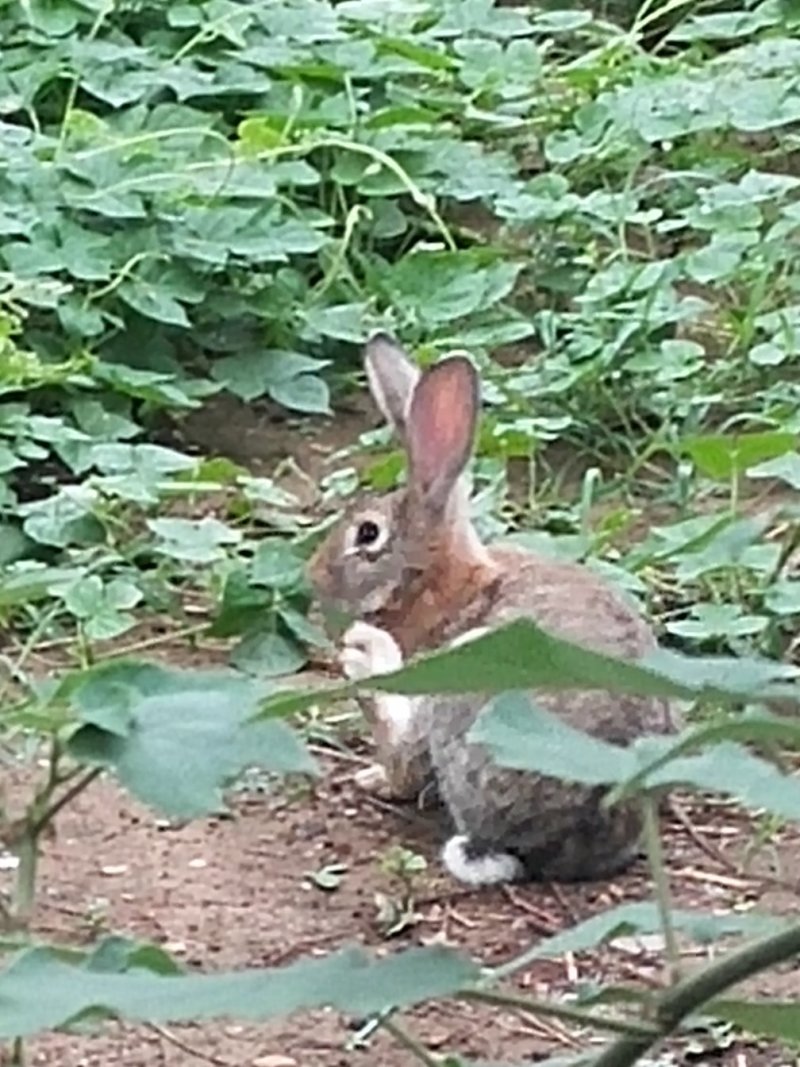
[
  {"xmin": 642, "ymin": 796, "xmax": 680, "ymax": 984},
  {"xmin": 10, "ymin": 1036, "xmax": 24, "ymax": 1065},
  {"xmin": 10, "ymin": 766, "xmax": 102, "ymax": 924},
  {"xmin": 11, "ymin": 833, "xmax": 38, "ymax": 925},
  {"xmin": 56, "ymin": 0, "xmax": 115, "ymax": 155},
  {"xmin": 591, "ymin": 922, "xmax": 800, "ymax": 1067},
  {"xmin": 380, "ymin": 1017, "xmax": 442, "ymax": 1067},
  {"xmin": 30, "ymin": 768, "xmax": 102, "ymax": 838},
  {"xmin": 459, "ymin": 989, "xmax": 658, "ymax": 1039}
]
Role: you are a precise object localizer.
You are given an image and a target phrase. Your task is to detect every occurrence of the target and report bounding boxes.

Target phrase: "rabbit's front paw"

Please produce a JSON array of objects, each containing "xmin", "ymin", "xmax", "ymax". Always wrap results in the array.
[
  {"xmin": 340, "ymin": 621, "xmax": 403, "ymax": 681},
  {"xmin": 353, "ymin": 762, "xmax": 392, "ymax": 796}
]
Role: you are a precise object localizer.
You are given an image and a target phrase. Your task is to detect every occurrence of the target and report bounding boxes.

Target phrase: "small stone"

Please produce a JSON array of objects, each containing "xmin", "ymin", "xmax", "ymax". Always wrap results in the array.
[
  {"xmin": 252, "ymin": 1056, "xmax": 298, "ymax": 1067},
  {"xmin": 100, "ymin": 864, "xmax": 128, "ymax": 876},
  {"xmin": 188, "ymin": 858, "xmax": 207, "ymax": 869},
  {"xmin": 0, "ymin": 854, "xmax": 19, "ymax": 871}
]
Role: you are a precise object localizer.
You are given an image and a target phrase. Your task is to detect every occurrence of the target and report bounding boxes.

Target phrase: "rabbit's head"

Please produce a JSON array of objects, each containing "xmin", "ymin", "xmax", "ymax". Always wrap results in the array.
[{"xmin": 307, "ymin": 333, "xmax": 497, "ymax": 648}]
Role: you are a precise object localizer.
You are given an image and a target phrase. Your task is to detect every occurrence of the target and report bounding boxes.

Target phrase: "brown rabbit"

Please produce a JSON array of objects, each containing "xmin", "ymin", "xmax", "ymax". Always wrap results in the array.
[{"xmin": 307, "ymin": 333, "xmax": 676, "ymax": 885}]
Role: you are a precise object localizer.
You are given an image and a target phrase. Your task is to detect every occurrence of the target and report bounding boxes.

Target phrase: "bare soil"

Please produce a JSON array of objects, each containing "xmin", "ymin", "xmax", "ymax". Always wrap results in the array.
[
  {"xmin": 6, "ymin": 718, "xmax": 798, "ymax": 1067},
  {"xmin": 7, "ymin": 394, "xmax": 800, "ymax": 1066}
]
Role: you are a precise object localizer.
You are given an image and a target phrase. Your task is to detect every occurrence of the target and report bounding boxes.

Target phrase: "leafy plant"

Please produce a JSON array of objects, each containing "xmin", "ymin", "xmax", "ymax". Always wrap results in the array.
[{"xmin": 3, "ymin": 0, "xmax": 800, "ymax": 1065}]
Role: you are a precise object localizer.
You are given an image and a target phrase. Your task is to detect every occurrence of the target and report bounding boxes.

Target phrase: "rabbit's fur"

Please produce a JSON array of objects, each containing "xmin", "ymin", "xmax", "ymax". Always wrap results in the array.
[{"xmin": 308, "ymin": 333, "xmax": 676, "ymax": 885}]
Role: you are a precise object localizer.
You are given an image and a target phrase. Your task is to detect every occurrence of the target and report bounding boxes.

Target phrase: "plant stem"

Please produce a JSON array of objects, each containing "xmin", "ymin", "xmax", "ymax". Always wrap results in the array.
[
  {"xmin": 9, "ymin": 759, "xmax": 102, "ymax": 925},
  {"xmin": 460, "ymin": 989, "xmax": 658, "ymax": 1039},
  {"xmin": 381, "ymin": 1017, "xmax": 442, "ymax": 1067},
  {"xmin": 591, "ymin": 921, "xmax": 800, "ymax": 1067},
  {"xmin": 766, "ymin": 520, "xmax": 800, "ymax": 586},
  {"xmin": 11, "ymin": 832, "xmax": 38, "ymax": 925},
  {"xmin": 30, "ymin": 768, "xmax": 102, "ymax": 838},
  {"xmin": 642, "ymin": 796, "xmax": 680, "ymax": 984}
]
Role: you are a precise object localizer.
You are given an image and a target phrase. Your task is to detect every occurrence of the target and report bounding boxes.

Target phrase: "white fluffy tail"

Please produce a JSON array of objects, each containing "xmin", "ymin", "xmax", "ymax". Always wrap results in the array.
[{"xmin": 441, "ymin": 834, "xmax": 523, "ymax": 887}]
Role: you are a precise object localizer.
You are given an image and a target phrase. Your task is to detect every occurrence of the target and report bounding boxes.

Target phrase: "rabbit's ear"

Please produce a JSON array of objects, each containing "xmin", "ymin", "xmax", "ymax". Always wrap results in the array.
[
  {"xmin": 364, "ymin": 332, "xmax": 420, "ymax": 439},
  {"xmin": 406, "ymin": 355, "xmax": 479, "ymax": 513}
]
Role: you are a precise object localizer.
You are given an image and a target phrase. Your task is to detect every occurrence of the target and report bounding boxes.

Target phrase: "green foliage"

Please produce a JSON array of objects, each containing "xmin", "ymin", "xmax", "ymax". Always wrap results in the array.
[
  {"xmin": 3, "ymin": 1, "xmax": 800, "ymax": 1065},
  {"xmin": 66, "ymin": 660, "xmax": 317, "ymax": 817},
  {"xmin": 0, "ymin": 940, "xmax": 477, "ymax": 1038}
]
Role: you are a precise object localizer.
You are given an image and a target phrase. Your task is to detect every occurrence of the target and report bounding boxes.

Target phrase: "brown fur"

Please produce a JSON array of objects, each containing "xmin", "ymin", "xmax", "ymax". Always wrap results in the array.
[
  {"xmin": 366, "ymin": 537, "xmax": 502, "ymax": 658},
  {"xmin": 307, "ymin": 333, "xmax": 677, "ymax": 885}
]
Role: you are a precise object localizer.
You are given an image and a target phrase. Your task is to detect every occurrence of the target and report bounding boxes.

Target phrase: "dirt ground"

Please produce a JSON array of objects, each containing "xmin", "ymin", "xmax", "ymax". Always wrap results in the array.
[
  {"xmin": 6, "ymin": 717, "xmax": 799, "ymax": 1067},
  {"xmin": 4, "ymin": 394, "xmax": 799, "ymax": 1066}
]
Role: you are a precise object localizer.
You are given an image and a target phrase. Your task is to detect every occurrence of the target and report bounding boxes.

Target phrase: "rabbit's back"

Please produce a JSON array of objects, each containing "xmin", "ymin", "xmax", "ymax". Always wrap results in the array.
[
  {"xmin": 487, "ymin": 544, "xmax": 673, "ymax": 736},
  {"xmin": 426, "ymin": 544, "xmax": 674, "ymax": 882}
]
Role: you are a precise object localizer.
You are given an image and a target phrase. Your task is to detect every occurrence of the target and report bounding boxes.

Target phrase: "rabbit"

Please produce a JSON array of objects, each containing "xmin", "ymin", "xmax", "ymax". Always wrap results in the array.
[{"xmin": 307, "ymin": 332, "xmax": 677, "ymax": 885}]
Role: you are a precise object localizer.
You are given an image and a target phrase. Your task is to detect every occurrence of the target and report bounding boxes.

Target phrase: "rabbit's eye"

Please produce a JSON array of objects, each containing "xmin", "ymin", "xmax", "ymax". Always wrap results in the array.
[{"xmin": 355, "ymin": 519, "xmax": 381, "ymax": 547}]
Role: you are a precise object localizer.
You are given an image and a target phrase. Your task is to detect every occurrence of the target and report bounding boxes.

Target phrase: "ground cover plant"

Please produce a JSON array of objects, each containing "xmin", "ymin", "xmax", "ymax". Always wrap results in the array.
[{"xmin": 2, "ymin": 0, "xmax": 800, "ymax": 1063}]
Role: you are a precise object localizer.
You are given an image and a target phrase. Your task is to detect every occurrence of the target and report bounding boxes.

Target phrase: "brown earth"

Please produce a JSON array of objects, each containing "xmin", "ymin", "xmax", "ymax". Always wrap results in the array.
[
  {"xmin": 4, "ymin": 704, "xmax": 798, "ymax": 1067},
  {"xmin": 5, "ymin": 379, "xmax": 799, "ymax": 1066}
]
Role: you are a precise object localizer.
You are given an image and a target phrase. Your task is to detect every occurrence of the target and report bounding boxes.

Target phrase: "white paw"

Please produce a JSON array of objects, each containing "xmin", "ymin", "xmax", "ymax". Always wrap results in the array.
[
  {"xmin": 340, "ymin": 622, "xmax": 403, "ymax": 681},
  {"xmin": 353, "ymin": 763, "xmax": 391, "ymax": 796}
]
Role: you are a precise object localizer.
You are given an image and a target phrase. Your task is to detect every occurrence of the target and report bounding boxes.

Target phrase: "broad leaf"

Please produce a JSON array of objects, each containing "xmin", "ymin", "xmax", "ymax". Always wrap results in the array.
[
  {"xmin": 256, "ymin": 620, "xmax": 800, "ymax": 720},
  {"xmin": 680, "ymin": 432, "xmax": 796, "ymax": 481},
  {"xmin": 469, "ymin": 693, "xmax": 637, "ymax": 785},
  {"xmin": 371, "ymin": 620, "xmax": 800, "ymax": 703},
  {"xmin": 0, "ymin": 943, "xmax": 478, "ymax": 1038},
  {"xmin": 472, "ymin": 696, "xmax": 800, "ymax": 818},
  {"xmin": 67, "ymin": 662, "xmax": 317, "ymax": 817},
  {"xmin": 710, "ymin": 998, "xmax": 800, "ymax": 1042},
  {"xmin": 230, "ymin": 631, "xmax": 307, "ymax": 677},
  {"xmin": 493, "ymin": 902, "xmax": 792, "ymax": 978}
]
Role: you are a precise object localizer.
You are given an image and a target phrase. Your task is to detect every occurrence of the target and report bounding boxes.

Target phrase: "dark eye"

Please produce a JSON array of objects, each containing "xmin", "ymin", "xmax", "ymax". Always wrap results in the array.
[{"xmin": 355, "ymin": 519, "xmax": 381, "ymax": 547}]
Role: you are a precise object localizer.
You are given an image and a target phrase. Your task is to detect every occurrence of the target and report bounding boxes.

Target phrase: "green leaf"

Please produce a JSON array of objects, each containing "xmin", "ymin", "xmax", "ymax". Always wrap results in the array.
[
  {"xmin": 0, "ymin": 943, "xmax": 478, "ymax": 1038},
  {"xmin": 609, "ymin": 709, "xmax": 800, "ymax": 802},
  {"xmin": 269, "ymin": 373, "xmax": 331, "ymax": 414},
  {"xmin": 20, "ymin": 488, "xmax": 104, "ymax": 548},
  {"xmin": 494, "ymin": 903, "xmax": 791, "ymax": 975},
  {"xmin": 230, "ymin": 631, "xmax": 306, "ymax": 677},
  {"xmin": 251, "ymin": 540, "xmax": 305, "ymax": 589},
  {"xmin": 62, "ymin": 576, "xmax": 142, "ymax": 641},
  {"xmin": 680, "ymin": 432, "xmax": 796, "ymax": 481},
  {"xmin": 0, "ymin": 566, "xmax": 83, "ymax": 607},
  {"xmin": 748, "ymin": 341, "xmax": 787, "ymax": 366},
  {"xmin": 118, "ymin": 277, "xmax": 191, "ymax": 328},
  {"xmin": 255, "ymin": 618, "xmax": 800, "ymax": 726},
  {"xmin": 747, "ymin": 452, "xmax": 800, "ymax": 490},
  {"xmin": 469, "ymin": 693, "xmax": 637, "ymax": 785},
  {"xmin": 210, "ymin": 569, "xmax": 273, "ymax": 638},
  {"xmin": 307, "ymin": 862, "xmax": 348, "ymax": 891},
  {"xmin": 300, "ymin": 302, "xmax": 371, "ymax": 342},
  {"xmin": 211, "ymin": 350, "xmax": 329, "ymax": 403},
  {"xmin": 258, "ymin": 683, "xmax": 350, "ymax": 721},
  {"xmin": 21, "ymin": 0, "xmax": 81, "ymax": 34},
  {"xmin": 382, "ymin": 252, "xmax": 522, "ymax": 328},
  {"xmin": 85, "ymin": 937, "xmax": 183, "ymax": 977},
  {"xmin": 147, "ymin": 517, "xmax": 241, "ymax": 564},
  {"xmin": 278, "ymin": 603, "xmax": 332, "ymax": 650},
  {"xmin": 646, "ymin": 742, "xmax": 800, "ymax": 818},
  {"xmin": 473, "ymin": 693, "xmax": 800, "ymax": 818},
  {"xmin": 665, "ymin": 603, "xmax": 768, "ymax": 641},
  {"xmin": 371, "ymin": 620, "xmax": 800, "ymax": 705},
  {"xmin": 710, "ymin": 999, "xmax": 800, "ymax": 1042},
  {"xmin": 67, "ymin": 661, "xmax": 317, "ymax": 818},
  {"xmin": 765, "ymin": 579, "xmax": 800, "ymax": 616}
]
